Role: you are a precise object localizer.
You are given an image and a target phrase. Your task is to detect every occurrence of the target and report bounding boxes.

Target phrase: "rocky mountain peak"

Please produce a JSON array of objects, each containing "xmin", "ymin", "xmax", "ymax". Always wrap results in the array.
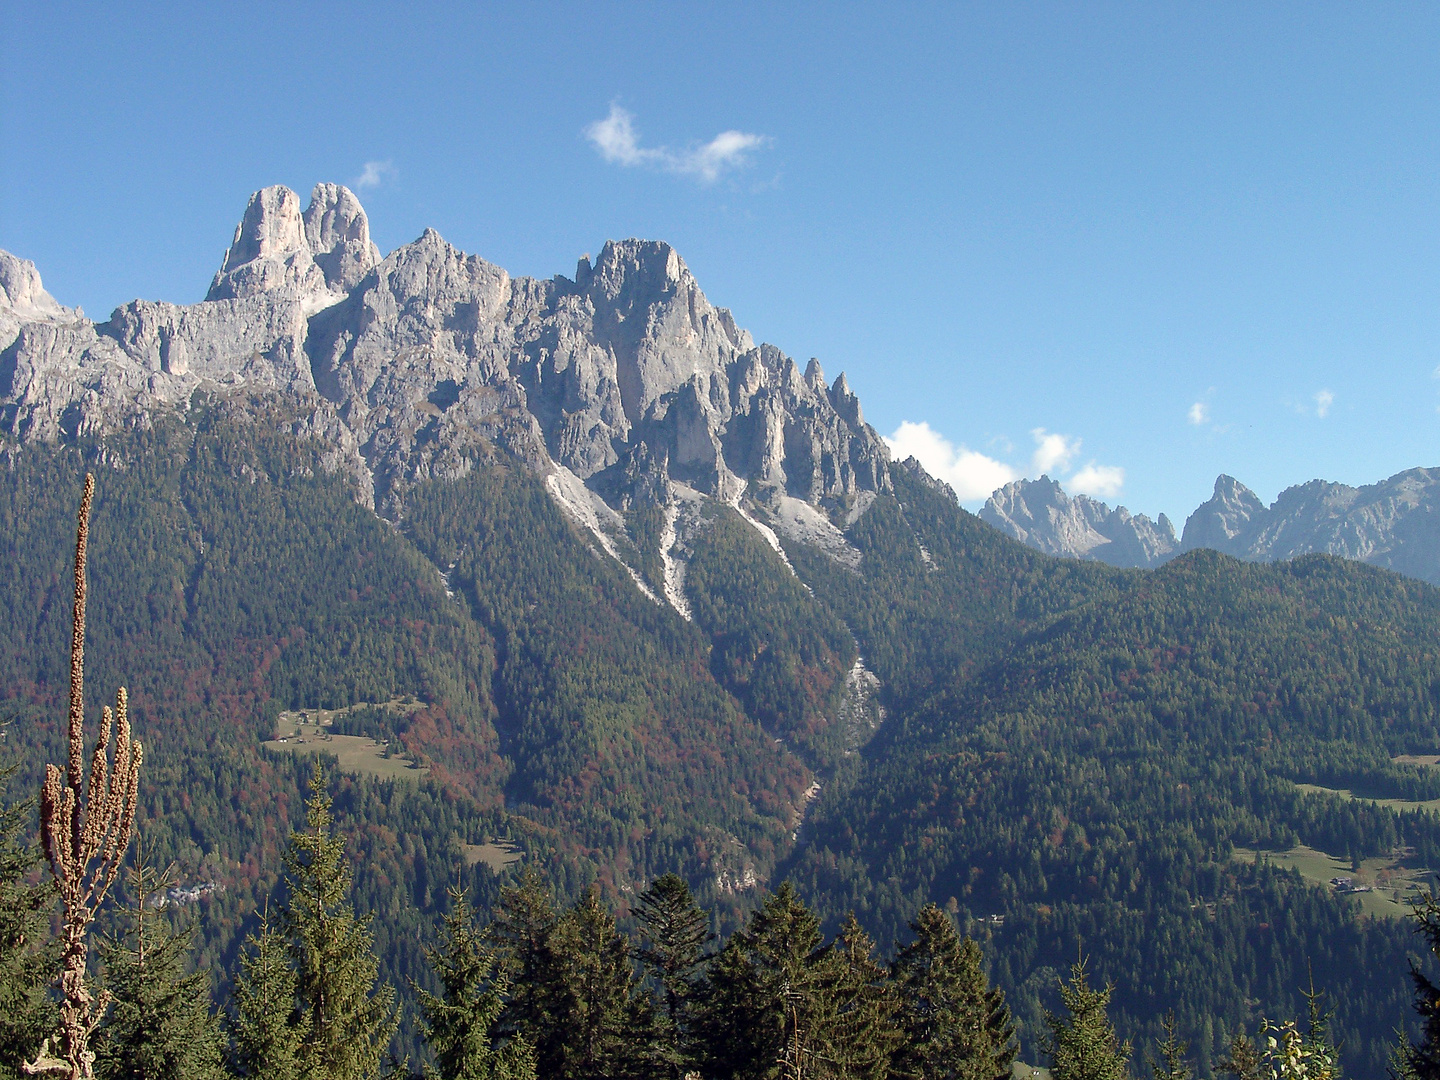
[
  {"xmin": 1172, "ymin": 467, "xmax": 1440, "ymax": 583},
  {"xmin": 586, "ymin": 239, "xmax": 685, "ymax": 301},
  {"xmin": 829, "ymin": 371, "xmax": 862, "ymax": 427},
  {"xmin": 1179, "ymin": 474, "xmax": 1267, "ymax": 551},
  {"xmin": 0, "ymin": 251, "xmax": 74, "ymax": 321},
  {"xmin": 207, "ymin": 183, "xmax": 380, "ymax": 302},
  {"xmin": 981, "ymin": 476, "xmax": 1178, "ymax": 569},
  {"xmin": 0, "ymin": 183, "xmax": 893, "ymax": 580},
  {"xmin": 207, "ymin": 185, "xmax": 325, "ymax": 301},
  {"xmin": 303, "ymin": 182, "xmax": 381, "ymax": 293}
]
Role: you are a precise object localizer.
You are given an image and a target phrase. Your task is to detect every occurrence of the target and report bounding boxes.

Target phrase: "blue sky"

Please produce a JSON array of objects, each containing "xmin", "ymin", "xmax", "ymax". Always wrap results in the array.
[{"xmin": 4, "ymin": 3, "xmax": 1439, "ymax": 524}]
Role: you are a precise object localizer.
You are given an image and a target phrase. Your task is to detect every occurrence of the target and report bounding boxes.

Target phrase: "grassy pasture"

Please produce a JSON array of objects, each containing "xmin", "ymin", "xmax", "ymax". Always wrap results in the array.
[
  {"xmin": 1394, "ymin": 754, "xmax": 1440, "ymax": 767},
  {"xmin": 461, "ymin": 841, "xmax": 524, "ymax": 872},
  {"xmin": 263, "ymin": 699, "xmax": 429, "ymax": 782},
  {"xmin": 1231, "ymin": 844, "xmax": 1428, "ymax": 919},
  {"xmin": 1294, "ymin": 781, "xmax": 1440, "ymax": 814}
]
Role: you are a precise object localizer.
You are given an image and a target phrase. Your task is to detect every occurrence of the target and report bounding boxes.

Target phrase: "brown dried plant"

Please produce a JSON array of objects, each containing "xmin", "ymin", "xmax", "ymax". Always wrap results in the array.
[{"xmin": 23, "ymin": 474, "xmax": 143, "ymax": 1080}]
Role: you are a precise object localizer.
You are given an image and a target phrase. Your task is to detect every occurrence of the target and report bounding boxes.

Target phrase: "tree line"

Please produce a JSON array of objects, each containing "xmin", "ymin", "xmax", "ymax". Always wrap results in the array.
[
  {"xmin": 0, "ymin": 757, "xmax": 1011, "ymax": 1080},
  {"xmin": 11, "ymin": 757, "xmax": 1440, "ymax": 1080}
]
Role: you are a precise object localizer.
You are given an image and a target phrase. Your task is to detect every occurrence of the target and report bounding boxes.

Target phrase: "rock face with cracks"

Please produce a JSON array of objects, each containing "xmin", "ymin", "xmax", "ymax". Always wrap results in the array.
[
  {"xmin": 982, "ymin": 469, "xmax": 1440, "ymax": 587},
  {"xmin": 1178, "ymin": 469, "xmax": 1440, "ymax": 585},
  {"xmin": 1, "ymin": 182, "xmax": 892, "ymax": 585},
  {"xmin": 982, "ymin": 475, "xmax": 1178, "ymax": 569}
]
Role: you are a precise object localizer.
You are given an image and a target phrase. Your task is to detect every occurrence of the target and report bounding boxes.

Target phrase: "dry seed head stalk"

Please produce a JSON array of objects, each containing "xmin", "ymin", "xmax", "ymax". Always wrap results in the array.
[{"xmin": 26, "ymin": 474, "xmax": 143, "ymax": 1080}]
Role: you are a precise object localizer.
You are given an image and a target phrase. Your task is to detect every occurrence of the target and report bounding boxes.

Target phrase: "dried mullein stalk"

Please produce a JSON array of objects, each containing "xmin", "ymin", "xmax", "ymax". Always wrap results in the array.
[{"xmin": 24, "ymin": 474, "xmax": 143, "ymax": 1080}]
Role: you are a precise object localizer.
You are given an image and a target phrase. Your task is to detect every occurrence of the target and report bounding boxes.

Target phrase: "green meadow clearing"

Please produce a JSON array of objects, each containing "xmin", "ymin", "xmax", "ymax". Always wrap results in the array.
[
  {"xmin": 263, "ymin": 699, "xmax": 429, "ymax": 782},
  {"xmin": 1231, "ymin": 843, "xmax": 1429, "ymax": 919},
  {"xmin": 461, "ymin": 841, "xmax": 524, "ymax": 872}
]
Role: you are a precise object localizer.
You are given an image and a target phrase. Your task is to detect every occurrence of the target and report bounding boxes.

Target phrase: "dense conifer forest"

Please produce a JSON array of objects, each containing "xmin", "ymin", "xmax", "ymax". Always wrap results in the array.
[{"xmin": 4, "ymin": 404, "xmax": 1440, "ymax": 1077}]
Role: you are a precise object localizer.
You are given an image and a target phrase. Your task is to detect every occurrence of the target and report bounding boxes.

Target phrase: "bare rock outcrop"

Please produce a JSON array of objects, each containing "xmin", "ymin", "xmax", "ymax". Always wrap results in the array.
[
  {"xmin": 207, "ymin": 185, "xmax": 327, "ymax": 302},
  {"xmin": 206, "ymin": 182, "xmax": 380, "ymax": 303},
  {"xmin": 1, "ymin": 183, "xmax": 892, "ymax": 532},
  {"xmin": 1179, "ymin": 469, "xmax": 1440, "ymax": 584},
  {"xmin": 1177, "ymin": 475, "xmax": 1267, "ymax": 554},
  {"xmin": 0, "ymin": 250, "xmax": 75, "ymax": 325},
  {"xmin": 304, "ymin": 182, "xmax": 382, "ymax": 293},
  {"xmin": 981, "ymin": 476, "xmax": 1178, "ymax": 569},
  {"xmin": 304, "ymin": 225, "xmax": 889, "ymax": 513},
  {"xmin": 980, "ymin": 468, "xmax": 1440, "ymax": 587}
]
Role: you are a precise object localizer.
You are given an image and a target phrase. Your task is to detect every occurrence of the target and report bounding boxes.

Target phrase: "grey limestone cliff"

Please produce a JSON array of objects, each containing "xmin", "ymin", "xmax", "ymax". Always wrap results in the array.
[
  {"xmin": 981, "ymin": 475, "xmax": 1178, "ymax": 569},
  {"xmin": 979, "ymin": 468, "xmax": 1440, "ymax": 587},
  {"xmin": 1179, "ymin": 470, "xmax": 1440, "ymax": 584},
  {"xmin": 0, "ymin": 182, "xmax": 892, "ymax": 608}
]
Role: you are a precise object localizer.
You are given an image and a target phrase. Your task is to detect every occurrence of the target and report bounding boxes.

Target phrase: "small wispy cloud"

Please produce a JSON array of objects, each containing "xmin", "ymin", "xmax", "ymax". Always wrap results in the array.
[
  {"xmin": 887, "ymin": 420, "xmax": 1126, "ymax": 503},
  {"xmin": 354, "ymin": 160, "xmax": 396, "ymax": 190},
  {"xmin": 586, "ymin": 106, "xmax": 659, "ymax": 168},
  {"xmin": 885, "ymin": 421, "xmax": 1017, "ymax": 501},
  {"xmin": 1314, "ymin": 388, "xmax": 1334, "ymax": 419},
  {"xmin": 585, "ymin": 104, "xmax": 769, "ymax": 183},
  {"xmin": 1186, "ymin": 387, "xmax": 1222, "ymax": 429},
  {"xmin": 1030, "ymin": 428, "xmax": 1081, "ymax": 476},
  {"xmin": 1069, "ymin": 463, "xmax": 1126, "ymax": 499},
  {"xmin": 1029, "ymin": 428, "xmax": 1125, "ymax": 499}
]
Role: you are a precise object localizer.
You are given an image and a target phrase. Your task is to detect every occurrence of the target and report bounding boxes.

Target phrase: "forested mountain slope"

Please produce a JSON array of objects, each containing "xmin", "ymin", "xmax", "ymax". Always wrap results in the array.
[
  {"xmin": 788, "ymin": 470, "xmax": 1440, "ymax": 1074},
  {"xmin": 0, "ymin": 415, "xmax": 851, "ymax": 1058},
  {"xmin": 3, "ymin": 186, "xmax": 1440, "ymax": 1078}
]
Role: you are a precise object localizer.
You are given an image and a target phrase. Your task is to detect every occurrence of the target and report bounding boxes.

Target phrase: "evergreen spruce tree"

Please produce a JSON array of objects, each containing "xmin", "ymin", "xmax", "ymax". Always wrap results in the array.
[
  {"xmin": 814, "ymin": 913, "xmax": 902, "ymax": 1080},
  {"xmin": 1043, "ymin": 959, "xmax": 1131, "ymax": 1080},
  {"xmin": 486, "ymin": 868, "xmax": 562, "ymax": 1066},
  {"xmin": 891, "ymin": 904, "xmax": 1015, "ymax": 1080},
  {"xmin": 1402, "ymin": 901, "xmax": 1440, "ymax": 1080},
  {"xmin": 691, "ymin": 882, "xmax": 829, "ymax": 1080},
  {"xmin": 1299, "ymin": 982, "xmax": 1339, "ymax": 1080},
  {"xmin": 282, "ymin": 765, "xmax": 399, "ymax": 1080},
  {"xmin": 1148, "ymin": 1014, "xmax": 1190, "ymax": 1080},
  {"xmin": 547, "ymin": 886, "xmax": 657, "ymax": 1080},
  {"xmin": 229, "ymin": 907, "xmax": 301, "ymax": 1080},
  {"xmin": 0, "ymin": 759, "xmax": 56, "ymax": 1080},
  {"xmin": 417, "ymin": 887, "xmax": 535, "ymax": 1080},
  {"xmin": 1393, "ymin": 1034, "xmax": 1420, "ymax": 1080},
  {"xmin": 1217, "ymin": 1034, "xmax": 1261, "ymax": 1080},
  {"xmin": 635, "ymin": 873, "xmax": 711, "ymax": 1076},
  {"xmin": 92, "ymin": 850, "xmax": 226, "ymax": 1080}
]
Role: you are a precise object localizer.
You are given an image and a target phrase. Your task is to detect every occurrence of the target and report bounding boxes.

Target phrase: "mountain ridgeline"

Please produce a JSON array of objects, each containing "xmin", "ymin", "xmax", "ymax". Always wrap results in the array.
[
  {"xmin": 3, "ymin": 184, "xmax": 1440, "ymax": 1078},
  {"xmin": 983, "ymin": 469, "xmax": 1440, "ymax": 580}
]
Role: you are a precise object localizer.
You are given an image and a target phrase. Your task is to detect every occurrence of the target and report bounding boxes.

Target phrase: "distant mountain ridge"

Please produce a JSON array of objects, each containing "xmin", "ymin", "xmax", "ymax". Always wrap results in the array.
[
  {"xmin": 982, "ymin": 469, "xmax": 1440, "ymax": 584},
  {"xmin": 981, "ymin": 475, "xmax": 1178, "ymax": 568}
]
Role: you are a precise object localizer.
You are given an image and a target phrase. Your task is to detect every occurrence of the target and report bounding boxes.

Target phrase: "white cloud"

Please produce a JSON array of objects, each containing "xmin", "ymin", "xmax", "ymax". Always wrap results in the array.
[
  {"xmin": 678, "ymin": 129, "xmax": 769, "ymax": 181},
  {"xmin": 585, "ymin": 105, "xmax": 660, "ymax": 168},
  {"xmin": 1188, "ymin": 401, "xmax": 1209, "ymax": 425},
  {"xmin": 1029, "ymin": 428, "xmax": 1081, "ymax": 476},
  {"xmin": 354, "ymin": 160, "xmax": 396, "ymax": 189},
  {"xmin": 1068, "ymin": 463, "xmax": 1126, "ymax": 499},
  {"xmin": 888, "ymin": 419, "xmax": 1127, "ymax": 504},
  {"xmin": 1314, "ymin": 389, "xmax": 1334, "ymax": 418},
  {"xmin": 585, "ymin": 104, "xmax": 768, "ymax": 183},
  {"xmin": 885, "ymin": 421, "xmax": 1017, "ymax": 501}
]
